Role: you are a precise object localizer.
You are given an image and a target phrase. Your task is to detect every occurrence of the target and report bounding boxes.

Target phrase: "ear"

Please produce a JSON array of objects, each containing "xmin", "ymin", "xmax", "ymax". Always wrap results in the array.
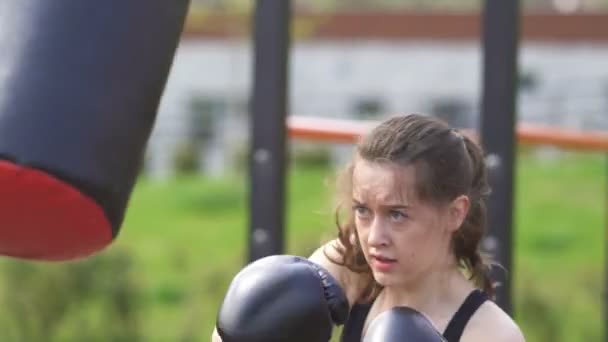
[{"xmin": 447, "ymin": 195, "xmax": 470, "ymax": 232}]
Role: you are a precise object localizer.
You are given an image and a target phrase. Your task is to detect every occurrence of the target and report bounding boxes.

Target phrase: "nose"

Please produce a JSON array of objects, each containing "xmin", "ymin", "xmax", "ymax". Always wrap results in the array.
[{"xmin": 367, "ymin": 217, "xmax": 389, "ymax": 247}]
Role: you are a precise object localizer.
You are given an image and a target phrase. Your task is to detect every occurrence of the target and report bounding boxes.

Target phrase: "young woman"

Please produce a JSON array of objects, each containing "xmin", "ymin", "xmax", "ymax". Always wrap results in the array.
[
  {"xmin": 213, "ymin": 114, "xmax": 525, "ymax": 342},
  {"xmin": 310, "ymin": 114, "xmax": 525, "ymax": 341}
]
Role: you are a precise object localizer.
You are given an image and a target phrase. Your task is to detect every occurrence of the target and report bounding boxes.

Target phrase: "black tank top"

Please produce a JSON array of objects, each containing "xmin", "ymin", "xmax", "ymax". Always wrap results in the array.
[{"xmin": 340, "ymin": 289, "xmax": 488, "ymax": 342}]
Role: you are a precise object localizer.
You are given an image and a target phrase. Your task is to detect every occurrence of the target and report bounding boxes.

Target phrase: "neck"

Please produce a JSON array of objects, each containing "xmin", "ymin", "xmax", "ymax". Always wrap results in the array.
[{"xmin": 381, "ymin": 261, "xmax": 474, "ymax": 314}]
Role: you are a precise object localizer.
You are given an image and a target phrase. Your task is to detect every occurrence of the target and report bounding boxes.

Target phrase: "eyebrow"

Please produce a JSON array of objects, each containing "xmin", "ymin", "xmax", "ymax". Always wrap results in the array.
[{"xmin": 352, "ymin": 199, "xmax": 410, "ymax": 209}]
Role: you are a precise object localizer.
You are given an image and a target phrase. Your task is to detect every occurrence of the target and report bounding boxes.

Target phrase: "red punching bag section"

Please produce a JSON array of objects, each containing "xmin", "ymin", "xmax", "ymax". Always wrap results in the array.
[
  {"xmin": 0, "ymin": 1, "xmax": 191, "ymax": 261},
  {"xmin": 0, "ymin": 161, "xmax": 110, "ymax": 260}
]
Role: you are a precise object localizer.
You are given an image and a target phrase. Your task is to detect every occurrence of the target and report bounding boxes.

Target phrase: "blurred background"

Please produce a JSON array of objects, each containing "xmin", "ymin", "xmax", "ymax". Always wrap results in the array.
[{"xmin": 0, "ymin": 0, "xmax": 606, "ymax": 341}]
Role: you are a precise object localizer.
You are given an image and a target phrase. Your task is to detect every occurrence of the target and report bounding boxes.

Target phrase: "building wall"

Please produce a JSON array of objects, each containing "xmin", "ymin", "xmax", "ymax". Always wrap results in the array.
[{"xmin": 146, "ymin": 39, "xmax": 608, "ymax": 177}]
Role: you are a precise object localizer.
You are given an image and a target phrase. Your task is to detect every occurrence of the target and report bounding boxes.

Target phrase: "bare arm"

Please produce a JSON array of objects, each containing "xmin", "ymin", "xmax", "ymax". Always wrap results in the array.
[
  {"xmin": 211, "ymin": 327, "xmax": 222, "ymax": 342},
  {"xmin": 309, "ymin": 239, "xmax": 367, "ymax": 308},
  {"xmin": 464, "ymin": 302, "xmax": 526, "ymax": 342}
]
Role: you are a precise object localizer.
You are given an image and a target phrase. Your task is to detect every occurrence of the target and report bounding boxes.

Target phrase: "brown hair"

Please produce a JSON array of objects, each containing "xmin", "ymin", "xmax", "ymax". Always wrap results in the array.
[{"xmin": 326, "ymin": 114, "xmax": 495, "ymax": 302}]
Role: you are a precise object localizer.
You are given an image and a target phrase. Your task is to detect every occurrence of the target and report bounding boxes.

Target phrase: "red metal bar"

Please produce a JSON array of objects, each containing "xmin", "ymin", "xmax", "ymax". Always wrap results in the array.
[{"xmin": 287, "ymin": 116, "xmax": 608, "ymax": 152}]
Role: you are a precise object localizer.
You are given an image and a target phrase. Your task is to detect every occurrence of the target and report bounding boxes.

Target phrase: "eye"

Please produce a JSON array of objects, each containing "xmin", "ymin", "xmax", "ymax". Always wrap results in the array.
[
  {"xmin": 353, "ymin": 205, "xmax": 372, "ymax": 219},
  {"xmin": 389, "ymin": 210, "xmax": 408, "ymax": 222}
]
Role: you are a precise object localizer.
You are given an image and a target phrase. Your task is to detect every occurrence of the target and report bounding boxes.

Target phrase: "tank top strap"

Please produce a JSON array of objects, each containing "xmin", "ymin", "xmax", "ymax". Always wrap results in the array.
[
  {"xmin": 442, "ymin": 289, "xmax": 488, "ymax": 342},
  {"xmin": 340, "ymin": 303, "xmax": 373, "ymax": 342}
]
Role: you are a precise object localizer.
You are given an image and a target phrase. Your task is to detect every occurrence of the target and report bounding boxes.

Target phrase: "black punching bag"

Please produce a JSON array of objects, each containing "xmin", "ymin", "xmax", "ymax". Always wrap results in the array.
[{"xmin": 0, "ymin": 1, "xmax": 190, "ymax": 260}]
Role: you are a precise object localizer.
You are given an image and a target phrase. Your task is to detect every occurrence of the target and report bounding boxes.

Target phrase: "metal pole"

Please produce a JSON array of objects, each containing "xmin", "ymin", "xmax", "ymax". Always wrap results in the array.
[
  {"xmin": 248, "ymin": 0, "xmax": 291, "ymax": 262},
  {"xmin": 479, "ymin": 0, "xmax": 521, "ymax": 315},
  {"xmin": 605, "ymin": 153, "xmax": 607, "ymax": 342}
]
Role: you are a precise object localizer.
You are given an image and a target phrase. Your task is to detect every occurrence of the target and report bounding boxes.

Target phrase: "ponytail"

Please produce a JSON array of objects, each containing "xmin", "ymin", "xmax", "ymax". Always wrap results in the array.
[{"xmin": 455, "ymin": 135, "xmax": 496, "ymax": 299}]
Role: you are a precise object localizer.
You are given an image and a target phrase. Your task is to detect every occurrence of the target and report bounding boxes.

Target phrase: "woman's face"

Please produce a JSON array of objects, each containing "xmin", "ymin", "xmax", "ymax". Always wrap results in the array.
[{"xmin": 352, "ymin": 159, "xmax": 462, "ymax": 288}]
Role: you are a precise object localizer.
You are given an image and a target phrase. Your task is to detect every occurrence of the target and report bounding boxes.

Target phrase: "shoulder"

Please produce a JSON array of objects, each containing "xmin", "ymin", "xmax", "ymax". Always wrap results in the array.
[
  {"xmin": 309, "ymin": 239, "xmax": 368, "ymax": 307},
  {"xmin": 462, "ymin": 300, "xmax": 526, "ymax": 342}
]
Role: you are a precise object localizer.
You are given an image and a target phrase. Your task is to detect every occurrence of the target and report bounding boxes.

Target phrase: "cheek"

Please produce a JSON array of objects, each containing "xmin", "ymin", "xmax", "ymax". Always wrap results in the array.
[
  {"xmin": 394, "ymin": 225, "xmax": 439, "ymax": 266},
  {"xmin": 355, "ymin": 225, "xmax": 369, "ymax": 254},
  {"xmin": 354, "ymin": 218, "xmax": 368, "ymax": 240},
  {"xmin": 355, "ymin": 224, "xmax": 377, "ymax": 266},
  {"xmin": 394, "ymin": 235, "xmax": 417, "ymax": 264}
]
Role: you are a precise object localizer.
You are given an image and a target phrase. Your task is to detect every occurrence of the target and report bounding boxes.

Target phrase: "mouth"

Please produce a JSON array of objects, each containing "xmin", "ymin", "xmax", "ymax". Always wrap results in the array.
[{"xmin": 370, "ymin": 254, "xmax": 397, "ymax": 271}]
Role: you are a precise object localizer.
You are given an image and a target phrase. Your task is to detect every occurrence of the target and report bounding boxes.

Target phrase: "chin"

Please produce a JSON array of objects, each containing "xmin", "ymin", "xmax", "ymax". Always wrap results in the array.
[
  {"xmin": 372, "ymin": 271, "xmax": 397, "ymax": 287},
  {"xmin": 372, "ymin": 270, "xmax": 411, "ymax": 288}
]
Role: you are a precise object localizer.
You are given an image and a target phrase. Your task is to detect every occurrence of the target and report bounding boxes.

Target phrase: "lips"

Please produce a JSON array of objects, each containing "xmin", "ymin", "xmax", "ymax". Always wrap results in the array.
[
  {"xmin": 370, "ymin": 253, "xmax": 397, "ymax": 271},
  {"xmin": 372, "ymin": 255, "xmax": 396, "ymax": 263}
]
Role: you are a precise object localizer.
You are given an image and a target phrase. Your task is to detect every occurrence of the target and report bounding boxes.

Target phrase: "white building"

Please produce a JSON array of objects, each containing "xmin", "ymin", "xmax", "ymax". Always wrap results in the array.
[{"xmin": 145, "ymin": 14, "xmax": 608, "ymax": 177}]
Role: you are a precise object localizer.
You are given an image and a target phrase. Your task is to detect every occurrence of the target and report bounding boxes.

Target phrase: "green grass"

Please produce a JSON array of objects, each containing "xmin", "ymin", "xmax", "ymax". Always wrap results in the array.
[
  {"xmin": 513, "ymin": 150, "xmax": 605, "ymax": 341},
  {"xmin": 113, "ymin": 166, "xmax": 340, "ymax": 341},
  {"xmin": 0, "ymin": 149, "xmax": 604, "ymax": 341}
]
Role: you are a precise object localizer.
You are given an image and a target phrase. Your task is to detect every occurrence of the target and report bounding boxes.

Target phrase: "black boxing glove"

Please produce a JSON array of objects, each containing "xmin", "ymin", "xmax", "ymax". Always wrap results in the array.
[
  {"xmin": 363, "ymin": 307, "xmax": 446, "ymax": 342},
  {"xmin": 216, "ymin": 255, "xmax": 350, "ymax": 342}
]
